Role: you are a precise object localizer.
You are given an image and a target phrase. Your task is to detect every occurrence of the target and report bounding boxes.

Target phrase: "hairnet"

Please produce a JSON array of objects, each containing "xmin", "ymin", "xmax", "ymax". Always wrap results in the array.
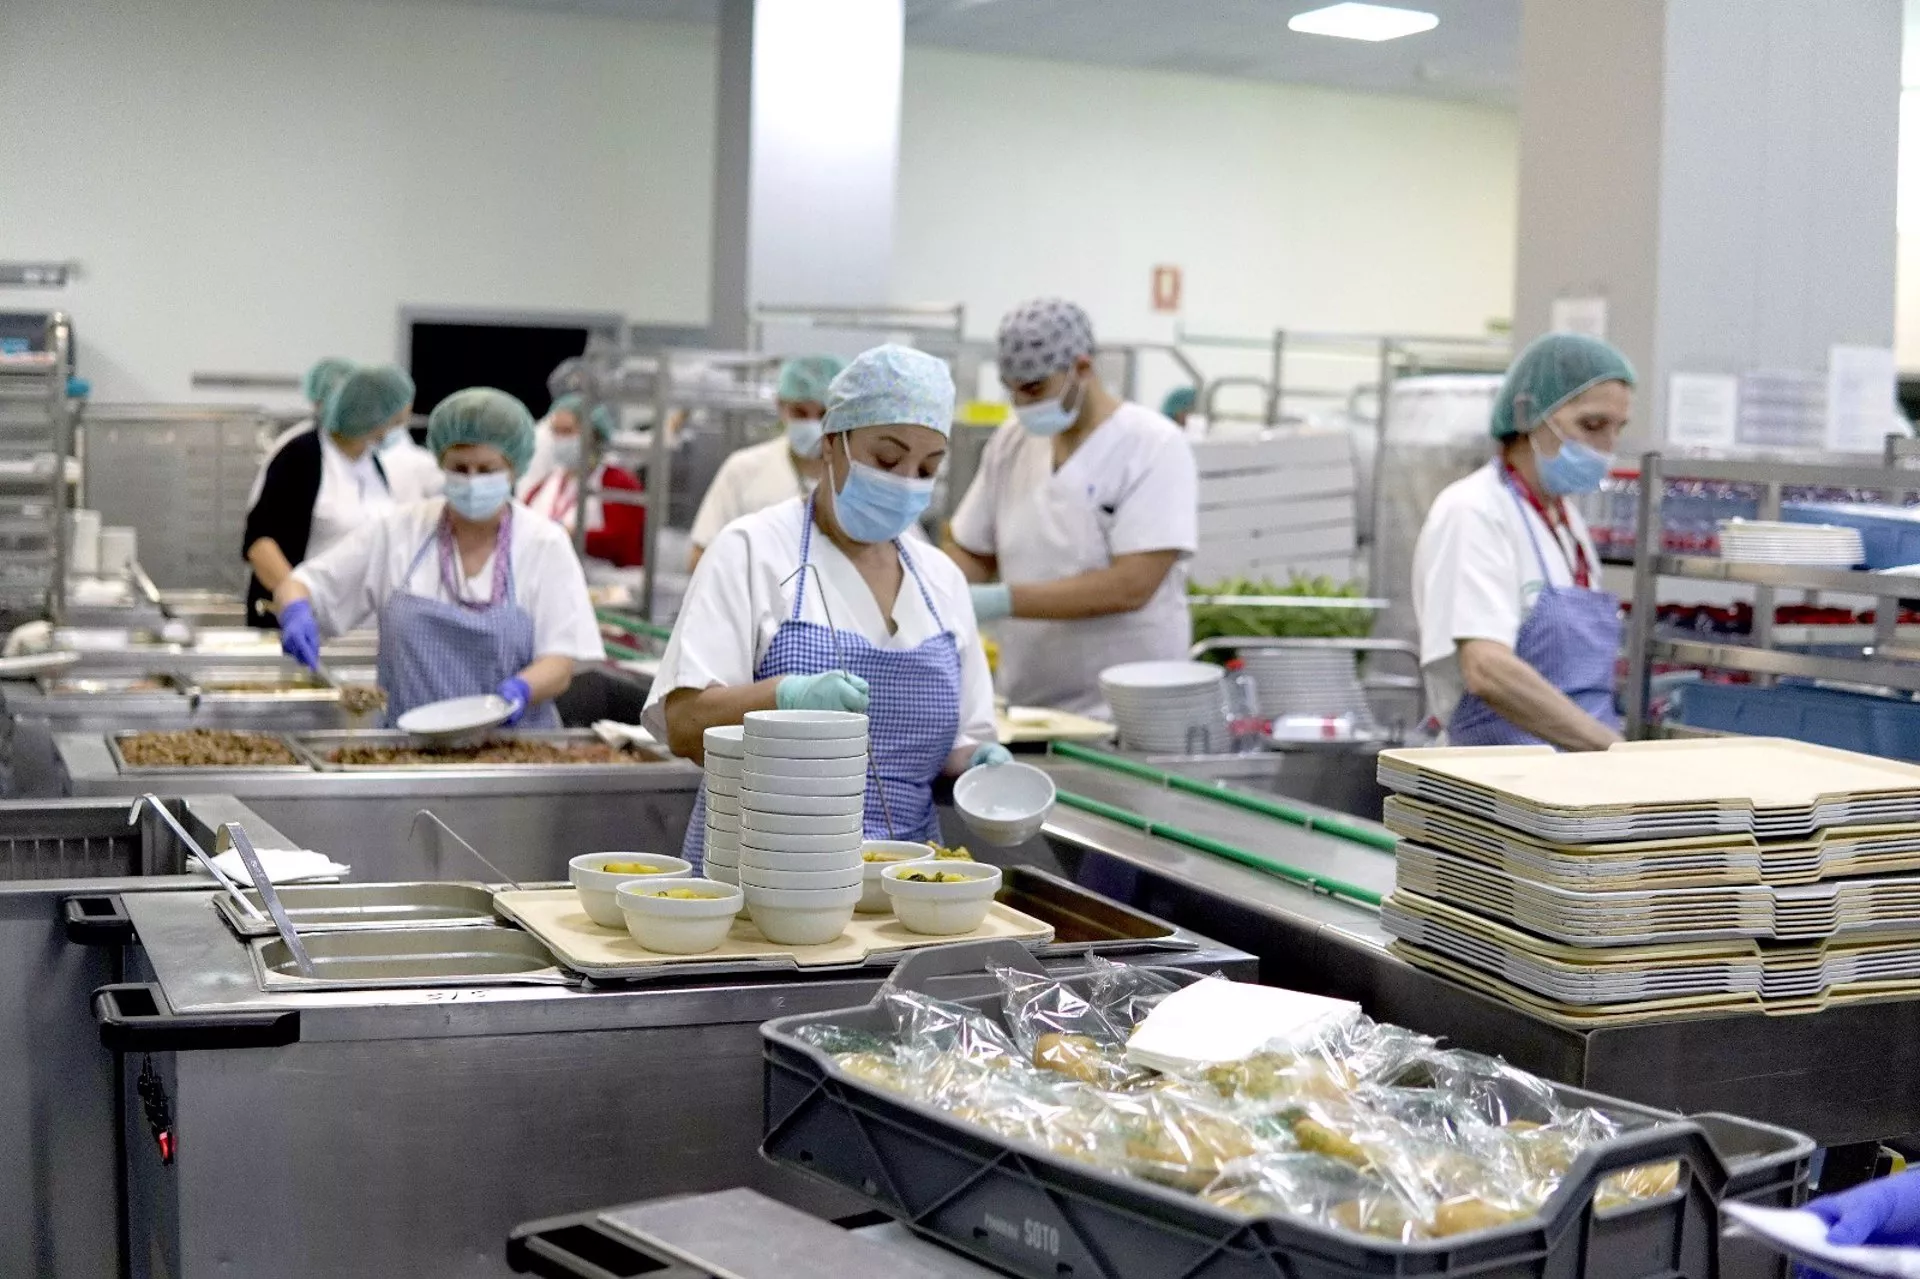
[
  {"xmin": 427, "ymin": 387, "xmax": 537, "ymax": 475},
  {"xmin": 322, "ymin": 364, "xmax": 414, "ymax": 441},
  {"xmin": 303, "ymin": 357, "xmax": 355, "ymax": 406},
  {"xmin": 1490, "ymin": 333, "xmax": 1638, "ymax": 439},
  {"xmin": 997, "ymin": 298, "xmax": 1095, "ymax": 384},
  {"xmin": 777, "ymin": 355, "xmax": 846, "ymax": 405},
  {"xmin": 548, "ymin": 393, "xmax": 616, "ymax": 442},
  {"xmin": 1161, "ymin": 385, "xmax": 1198, "ymax": 418},
  {"xmin": 824, "ymin": 345, "xmax": 955, "ymax": 438}
]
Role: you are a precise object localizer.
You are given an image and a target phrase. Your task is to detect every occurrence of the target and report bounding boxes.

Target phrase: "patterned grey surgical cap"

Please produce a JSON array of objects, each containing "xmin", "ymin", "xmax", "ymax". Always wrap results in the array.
[{"xmin": 996, "ymin": 298, "xmax": 1095, "ymax": 384}]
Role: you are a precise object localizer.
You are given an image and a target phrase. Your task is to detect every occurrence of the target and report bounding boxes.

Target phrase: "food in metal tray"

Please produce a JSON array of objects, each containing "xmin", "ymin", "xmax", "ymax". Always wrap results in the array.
[
  {"xmin": 796, "ymin": 960, "xmax": 1680, "ymax": 1243},
  {"xmin": 324, "ymin": 740, "xmax": 643, "ymax": 767},
  {"xmin": 338, "ymin": 684, "xmax": 387, "ymax": 716},
  {"xmin": 119, "ymin": 729, "xmax": 299, "ymax": 767}
]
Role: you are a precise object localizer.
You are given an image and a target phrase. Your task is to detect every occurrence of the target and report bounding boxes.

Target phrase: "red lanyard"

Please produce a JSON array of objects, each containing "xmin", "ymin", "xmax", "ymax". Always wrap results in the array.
[{"xmin": 1502, "ymin": 463, "xmax": 1591, "ymax": 588}]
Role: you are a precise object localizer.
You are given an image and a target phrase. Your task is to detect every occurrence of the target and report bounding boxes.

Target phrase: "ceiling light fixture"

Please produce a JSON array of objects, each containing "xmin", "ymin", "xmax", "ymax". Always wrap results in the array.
[{"xmin": 1287, "ymin": 3, "xmax": 1439, "ymax": 42}]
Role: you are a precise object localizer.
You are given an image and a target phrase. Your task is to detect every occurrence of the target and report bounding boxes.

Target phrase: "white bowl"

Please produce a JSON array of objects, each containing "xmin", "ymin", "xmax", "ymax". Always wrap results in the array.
[
  {"xmin": 952, "ymin": 762, "xmax": 1056, "ymax": 847},
  {"xmin": 742, "ymin": 709, "xmax": 869, "ymax": 741},
  {"xmin": 738, "ymin": 862, "xmax": 863, "ymax": 891},
  {"xmin": 739, "ymin": 846, "xmax": 865, "ymax": 873},
  {"xmin": 706, "ymin": 806, "xmax": 740, "ymax": 829},
  {"xmin": 707, "ymin": 793, "xmax": 742, "ymax": 817},
  {"xmin": 705, "ymin": 756, "xmax": 744, "ymax": 780},
  {"xmin": 743, "ymin": 732, "xmax": 869, "ymax": 761},
  {"xmin": 741, "ymin": 770, "xmax": 864, "ymax": 798},
  {"xmin": 705, "ymin": 860, "xmax": 737, "ymax": 882},
  {"xmin": 743, "ymin": 883, "xmax": 862, "ymax": 946},
  {"xmin": 740, "ymin": 788, "xmax": 866, "ymax": 819},
  {"xmin": 616, "ymin": 878, "xmax": 743, "ymax": 954},
  {"xmin": 706, "ymin": 833, "xmax": 741, "ymax": 859},
  {"xmin": 881, "ymin": 861, "xmax": 1003, "ymax": 936},
  {"xmin": 738, "ymin": 828, "xmax": 865, "ymax": 856},
  {"xmin": 706, "ymin": 770, "xmax": 742, "ymax": 792},
  {"xmin": 740, "ymin": 809, "xmax": 865, "ymax": 838},
  {"xmin": 569, "ymin": 852, "xmax": 693, "ymax": 928},
  {"xmin": 857, "ymin": 841, "xmax": 936, "ymax": 913},
  {"xmin": 741, "ymin": 752, "xmax": 868, "ymax": 780},
  {"xmin": 703, "ymin": 724, "xmax": 746, "ymax": 759}
]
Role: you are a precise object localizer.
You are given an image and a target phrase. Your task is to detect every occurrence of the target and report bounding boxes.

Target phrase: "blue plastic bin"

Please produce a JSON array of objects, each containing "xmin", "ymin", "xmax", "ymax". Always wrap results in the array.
[{"xmin": 1671, "ymin": 681, "xmax": 1920, "ymax": 762}]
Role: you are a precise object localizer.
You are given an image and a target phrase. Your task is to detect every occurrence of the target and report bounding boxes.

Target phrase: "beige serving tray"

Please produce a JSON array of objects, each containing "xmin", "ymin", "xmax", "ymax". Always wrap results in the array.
[
  {"xmin": 493, "ymin": 888, "xmax": 1055, "ymax": 980},
  {"xmin": 997, "ymin": 704, "xmax": 1115, "ymax": 745}
]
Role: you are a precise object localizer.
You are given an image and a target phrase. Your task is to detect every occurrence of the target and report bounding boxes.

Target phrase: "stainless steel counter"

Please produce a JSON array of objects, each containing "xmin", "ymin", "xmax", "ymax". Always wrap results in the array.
[
  {"xmin": 106, "ymin": 890, "xmax": 1253, "ymax": 1278},
  {"xmin": 55, "ymin": 731, "xmax": 704, "ymax": 881},
  {"xmin": 1023, "ymin": 754, "xmax": 1920, "ymax": 1149}
]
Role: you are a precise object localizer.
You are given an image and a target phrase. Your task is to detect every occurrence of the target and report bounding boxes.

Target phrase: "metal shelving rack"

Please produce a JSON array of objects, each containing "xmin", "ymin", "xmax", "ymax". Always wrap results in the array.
[
  {"xmin": 553, "ymin": 344, "xmax": 782, "ymax": 620},
  {"xmin": 1622, "ymin": 451, "xmax": 1920, "ymax": 736},
  {"xmin": 0, "ymin": 313, "xmax": 75, "ymax": 622}
]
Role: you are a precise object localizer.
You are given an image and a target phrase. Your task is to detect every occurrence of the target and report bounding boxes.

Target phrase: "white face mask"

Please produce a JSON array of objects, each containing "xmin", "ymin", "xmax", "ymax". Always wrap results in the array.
[
  {"xmin": 785, "ymin": 415, "xmax": 825, "ymax": 459},
  {"xmin": 1016, "ymin": 373, "xmax": 1082, "ymax": 437},
  {"xmin": 550, "ymin": 433, "xmax": 584, "ymax": 470}
]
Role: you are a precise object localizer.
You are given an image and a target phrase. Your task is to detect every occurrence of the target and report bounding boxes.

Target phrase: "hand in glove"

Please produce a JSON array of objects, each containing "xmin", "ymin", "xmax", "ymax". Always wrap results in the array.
[
  {"xmin": 277, "ymin": 599, "xmax": 322, "ymax": 671},
  {"xmin": 776, "ymin": 670, "xmax": 871, "ymax": 713}
]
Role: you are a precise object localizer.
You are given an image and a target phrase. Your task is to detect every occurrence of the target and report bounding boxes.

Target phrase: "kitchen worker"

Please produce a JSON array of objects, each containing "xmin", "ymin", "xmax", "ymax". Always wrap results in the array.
[
  {"xmin": 945, "ymin": 298, "xmax": 1199, "ymax": 716},
  {"xmin": 272, "ymin": 387, "xmax": 604, "ymax": 728},
  {"xmin": 246, "ymin": 356, "xmax": 358, "ymax": 511},
  {"xmin": 1411, "ymin": 332, "xmax": 1636, "ymax": 750},
  {"xmin": 642, "ymin": 344, "xmax": 1002, "ymax": 867},
  {"xmin": 376, "ymin": 416, "xmax": 445, "ymax": 502},
  {"xmin": 687, "ymin": 355, "xmax": 846, "ymax": 571},
  {"xmin": 1161, "ymin": 385, "xmax": 1198, "ymax": 427},
  {"xmin": 518, "ymin": 394, "xmax": 646, "ymax": 567},
  {"xmin": 242, "ymin": 363, "xmax": 414, "ymax": 628}
]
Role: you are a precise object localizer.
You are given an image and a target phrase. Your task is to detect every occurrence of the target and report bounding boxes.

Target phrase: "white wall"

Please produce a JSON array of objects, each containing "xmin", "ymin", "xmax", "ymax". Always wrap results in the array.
[
  {"xmin": 0, "ymin": 0, "xmax": 717, "ymax": 403},
  {"xmin": 0, "ymin": 0, "xmax": 1519, "ymax": 405}
]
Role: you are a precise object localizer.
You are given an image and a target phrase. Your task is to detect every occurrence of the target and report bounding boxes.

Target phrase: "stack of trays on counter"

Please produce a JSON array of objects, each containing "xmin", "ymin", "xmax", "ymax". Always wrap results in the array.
[
  {"xmin": 736, "ymin": 710, "xmax": 868, "ymax": 946},
  {"xmin": 701, "ymin": 725, "xmax": 746, "ymax": 878},
  {"xmin": 1099, "ymin": 660, "xmax": 1230, "ymax": 755},
  {"xmin": 1377, "ymin": 738, "xmax": 1920, "ymax": 1025},
  {"xmin": 1718, "ymin": 518, "xmax": 1865, "ymax": 567}
]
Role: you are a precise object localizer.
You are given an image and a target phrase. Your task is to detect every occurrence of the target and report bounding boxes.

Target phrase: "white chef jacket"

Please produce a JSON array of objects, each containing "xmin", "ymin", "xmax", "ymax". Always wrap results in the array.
[
  {"xmin": 640, "ymin": 496, "xmax": 995, "ymax": 759},
  {"xmin": 380, "ymin": 432, "xmax": 444, "ymax": 502},
  {"xmin": 252, "ymin": 425, "xmax": 403, "ymax": 565},
  {"xmin": 949, "ymin": 403, "xmax": 1199, "ymax": 716},
  {"xmin": 291, "ymin": 498, "xmax": 605, "ymax": 662},
  {"xmin": 1412, "ymin": 460, "xmax": 1601, "ymax": 729},
  {"xmin": 689, "ymin": 438, "xmax": 811, "ymax": 550},
  {"xmin": 518, "ymin": 462, "xmax": 612, "ymax": 534}
]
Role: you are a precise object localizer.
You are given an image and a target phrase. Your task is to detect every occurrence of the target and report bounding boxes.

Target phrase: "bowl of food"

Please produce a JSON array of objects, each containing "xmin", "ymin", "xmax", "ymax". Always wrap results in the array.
[
  {"xmin": 952, "ymin": 762, "xmax": 1056, "ymax": 847},
  {"xmin": 857, "ymin": 841, "xmax": 935, "ymax": 913},
  {"xmin": 616, "ymin": 878, "xmax": 742, "ymax": 954},
  {"xmin": 880, "ymin": 861, "xmax": 1003, "ymax": 936},
  {"xmin": 570, "ymin": 852, "xmax": 692, "ymax": 927},
  {"xmin": 743, "ymin": 883, "xmax": 862, "ymax": 946}
]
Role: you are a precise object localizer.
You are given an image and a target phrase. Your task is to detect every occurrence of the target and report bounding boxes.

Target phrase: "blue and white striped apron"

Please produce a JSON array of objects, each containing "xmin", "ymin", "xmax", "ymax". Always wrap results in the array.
[
  {"xmin": 378, "ymin": 509, "xmax": 562, "ymax": 730},
  {"xmin": 680, "ymin": 506, "xmax": 961, "ymax": 868}
]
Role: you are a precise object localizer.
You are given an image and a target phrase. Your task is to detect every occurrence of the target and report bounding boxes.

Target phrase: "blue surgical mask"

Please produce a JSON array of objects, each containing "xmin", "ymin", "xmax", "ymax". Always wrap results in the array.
[
  {"xmin": 443, "ymin": 470, "xmax": 513, "ymax": 520},
  {"xmin": 1532, "ymin": 423, "xmax": 1611, "ymax": 496},
  {"xmin": 376, "ymin": 428, "xmax": 408, "ymax": 454},
  {"xmin": 827, "ymin": 437, "xmax": 934, "ymax": 543},
  {"xmin": 785, "ymin": 415, "xmax": 824, "ymax": 459},
  {"xmin": 550, "ymin": 434, "xmax": 584, "ymax": 470},
  {"xmin": 1016, "ymin": 374, "xmax": 1082, "ymax": 437}
]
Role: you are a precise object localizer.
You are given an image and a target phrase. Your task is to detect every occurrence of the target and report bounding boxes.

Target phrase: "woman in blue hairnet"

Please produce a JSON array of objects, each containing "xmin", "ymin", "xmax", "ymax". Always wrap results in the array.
[
  {"xmin": 643, "ymin": 345, "xmax": 1002, "ymax": 867},
  {"xmin": 271, "ymin": 387, "xmax": 604, "ymax": 728},
  {"xmin": 1411, "ymin": 333, "xmax": 1637, "ymax": 750}
]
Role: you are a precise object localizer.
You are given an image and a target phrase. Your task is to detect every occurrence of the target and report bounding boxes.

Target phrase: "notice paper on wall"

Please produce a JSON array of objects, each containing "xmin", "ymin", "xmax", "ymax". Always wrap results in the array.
[
  {"xmin": 1549, "ymin": 296, "xmax": 1608, "ymax": 340},
  {"xmin": 1667, "ymin": 373, "xmax": 1739, "ymax": 449},
  {"xmin": 1826, "ymin": 345, "xmax": 1899, "ymax": 453}
]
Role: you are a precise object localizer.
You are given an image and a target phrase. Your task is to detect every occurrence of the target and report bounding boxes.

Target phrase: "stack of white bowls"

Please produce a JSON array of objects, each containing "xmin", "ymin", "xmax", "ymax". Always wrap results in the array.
[
  {"xmin": 701, "ymin": 725, "xmax": 746, "ymax": 882},
  {"xmin": 737, "ymin": 709, "xmax": 868, "ymax": 946},
  {"xmin": 1100, "ymin": 660, "xmax": 1231, "ymax": 755}
]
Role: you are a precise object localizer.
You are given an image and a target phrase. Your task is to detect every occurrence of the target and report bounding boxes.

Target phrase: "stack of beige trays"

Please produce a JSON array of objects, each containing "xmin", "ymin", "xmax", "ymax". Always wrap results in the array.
[
  {"xmin": 701, "ymin": 725, "xmax": 746, "ymax": 881},
  {"xmin": 1377, "ymin": 738, "xmax": 1920, "ymax": 1025},
  {"xmin": 737, "ymin": 710, "xmax": 869, "ymax": 947}
]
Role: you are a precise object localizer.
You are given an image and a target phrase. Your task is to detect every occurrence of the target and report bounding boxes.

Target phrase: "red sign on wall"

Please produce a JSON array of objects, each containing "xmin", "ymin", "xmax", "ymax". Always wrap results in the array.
[{"xmin": 1151, "ymin": 265, "xmax": 1182, "ymax": 313}]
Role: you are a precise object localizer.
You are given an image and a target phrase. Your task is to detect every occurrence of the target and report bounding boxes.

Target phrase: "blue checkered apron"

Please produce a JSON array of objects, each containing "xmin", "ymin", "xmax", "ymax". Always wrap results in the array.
[
  {"xmin": 681, "ymin": 507, "xmax": 961, "ymax": 866},
  {"xmin": 378, "ymin": 510, "xmax": 562, "ymax": 730},
  {"xmin": 1447, "ymin": 477, "xmax": 1621, "ymax": 747}
]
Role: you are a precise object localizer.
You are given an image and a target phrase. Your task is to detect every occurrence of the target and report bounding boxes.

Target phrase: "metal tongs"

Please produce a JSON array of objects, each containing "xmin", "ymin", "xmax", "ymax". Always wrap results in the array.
[
  {"xmin": 778, "ymin": 562, "xmax": 895, "ymax": 838},
  {"xmin": 129, "ymin": 793, "xmax": 260, "ymax": 920},
  {"xmin": 409, "ymin": 808, "xmax": 525, "ymax": 891}
]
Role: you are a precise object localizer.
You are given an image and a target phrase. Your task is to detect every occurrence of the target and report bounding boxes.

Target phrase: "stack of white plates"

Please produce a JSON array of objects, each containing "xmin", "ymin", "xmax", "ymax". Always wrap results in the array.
[
  {"xmin": 1239, "ymin": 648, "xmax": 1374, "ymax": 724},
  {"xmin": 737, "ymin": 709, "xmax": 868, "ymax": 945},
  {"xmin": 701, "ymin": 725, "xmax": 746, "ymax": 881},
  {"xmin": 1719, "ymin": 519, "xmax": 1865, "ymax": 568},
  {"xmin": 1099, "ymin": 660, "xmax": 1230, "ymax": 755}
]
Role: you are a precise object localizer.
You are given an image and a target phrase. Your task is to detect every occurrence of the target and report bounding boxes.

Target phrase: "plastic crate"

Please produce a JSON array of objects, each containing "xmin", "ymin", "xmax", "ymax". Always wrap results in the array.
[
  {"xmin": 1671, "ymin": 681, "xmax": 1920, "ymax": 764},
  {"xmin": 761, "ymin": 940, "xmax": 1813, "ymax": 1279},
  {"xmin": 1783, "ymin": 502, "xmax": 1920, "ymax": 571}
]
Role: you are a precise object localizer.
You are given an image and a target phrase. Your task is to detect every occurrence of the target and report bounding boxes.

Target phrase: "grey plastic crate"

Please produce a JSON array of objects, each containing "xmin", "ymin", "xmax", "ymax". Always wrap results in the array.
[{"xmin": 761, "ymin": 941, "xmax": 1813, "ymax": 1279}]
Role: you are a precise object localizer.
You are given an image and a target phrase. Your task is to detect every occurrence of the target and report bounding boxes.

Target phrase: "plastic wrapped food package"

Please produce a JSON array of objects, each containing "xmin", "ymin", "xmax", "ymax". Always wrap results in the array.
[{"xmin": 808, "ymin": 963, "xmax": 1683, "ymax": 1243}]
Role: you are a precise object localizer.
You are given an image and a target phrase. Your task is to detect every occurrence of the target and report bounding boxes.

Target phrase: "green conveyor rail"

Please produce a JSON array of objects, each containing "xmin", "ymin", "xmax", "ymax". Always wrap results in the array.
[
  {"xmin": 1052, "ymin": 788, "xmax": 1384, "ymax": 909},
  {"xmin": 596, "ymin": 609, "xmax": 673, "ymax": 643},
  {"xmin": 1048, "ymin": 740, "xmax": 1399, "ymax": 854},
  {"xmin": 602, "ymin": 638, "xmax": 649, "ymax": 663}
]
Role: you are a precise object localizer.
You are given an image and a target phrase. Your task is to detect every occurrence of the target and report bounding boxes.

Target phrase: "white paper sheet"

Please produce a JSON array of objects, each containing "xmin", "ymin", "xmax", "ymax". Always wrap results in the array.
[
  {"xmin": 1723, "ymin": 1202, "xmax": 1920, "ymax": 1279},
  {"xmin": 1550, "ymin": 296, "xmax": 1609, "ymax": 339},
  {"xmin": 1667, "ymin": 373, "xmax": 1739, "ymax": 449},
  {"xmin": 1826, "ymin": 345, "xmax": 1900, "ymax": 453},
  {"xmin": 1124, "ymin": 977, "xmax": 1361, "ymax": 1073}
]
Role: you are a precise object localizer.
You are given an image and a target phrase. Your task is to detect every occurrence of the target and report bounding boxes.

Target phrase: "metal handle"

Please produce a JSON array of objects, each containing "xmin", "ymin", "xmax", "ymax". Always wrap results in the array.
[
  {"xmin": 128, "ymin": 794, "xmax": 263, "ymax": 920},
  {"xmin": 886, "ymin": 938, "xmax": 1046, "ymax": 993},
  {"xmin": 507, "ymin": 1212, "xmax": 696, "ymax": 1279},
  {"xmin": 63, "ymin": 894, "xmax": 133, "ymax": 945},
  {"xmin": 222, "ymin": 823, "xmax": 314, "ymax": 978},
  {"xmin": 94, "ymin": 982, "xmax": 299, "ymax": 1053},
  {"xmin": 409, "ymin": 809, "xmax": 525, "ymax": 892}
]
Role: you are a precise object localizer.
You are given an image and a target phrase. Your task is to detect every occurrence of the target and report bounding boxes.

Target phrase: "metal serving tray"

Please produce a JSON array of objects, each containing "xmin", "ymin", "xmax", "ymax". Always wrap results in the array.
[
  {"xmin": 249, "ymin": 925, "xmax": 569, "ymax": 992},
  {"xmin": 1005, "ymin": 866, "xmax": 1197, "ymax": 957},
  {"xmin": 290, "ymin": 729, "xmax": 659, "ymax": 772},
  {"xmin": 215, "ymin": 882, "xmax": 501, "ymax": 938},
  {"xmin": 106, "ymin": 730, "xmax": 313, "ymax": 775},
  {"xmin": 36, "ymin": 673, "xmax": 181, "ymax": 696},
  {"xmin": 182, "ymin": 666, "xmax": 336, "ymax": 701}
]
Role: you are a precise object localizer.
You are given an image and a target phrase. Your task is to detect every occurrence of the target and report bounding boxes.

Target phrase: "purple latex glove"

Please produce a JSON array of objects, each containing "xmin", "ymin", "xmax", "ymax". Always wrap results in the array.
[
  {"xmin": 1807, "ymin": 1170, "xmax": 1920, "ymax": 1246},
  {"xmin": 498, "ymin": 676, "xmax": 531, "ymax": 727},
  {"xmin": 277, "ymin": 599, "xmax": 321, "ymax": 671}
]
